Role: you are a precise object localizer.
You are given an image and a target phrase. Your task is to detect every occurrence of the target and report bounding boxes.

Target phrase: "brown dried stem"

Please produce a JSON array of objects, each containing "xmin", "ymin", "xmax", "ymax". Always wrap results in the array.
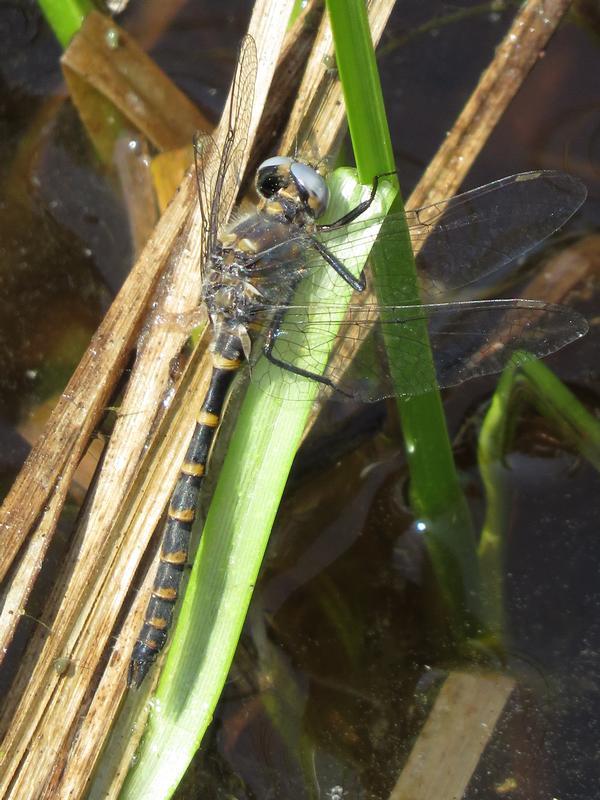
[{"xmin": 0, "ymin": 2, "xmax": 295, "ymax": 798}]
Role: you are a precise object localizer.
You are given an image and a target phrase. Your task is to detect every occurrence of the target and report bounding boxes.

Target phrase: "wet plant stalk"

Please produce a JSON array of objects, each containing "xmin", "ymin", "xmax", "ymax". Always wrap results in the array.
[
  {"xmin": 478, "ymin": 351, "xmax": 600, "ymax": 634},
  {"xmin": 326, "ymin": 0, "xmax": 481, "ymax": 629}
]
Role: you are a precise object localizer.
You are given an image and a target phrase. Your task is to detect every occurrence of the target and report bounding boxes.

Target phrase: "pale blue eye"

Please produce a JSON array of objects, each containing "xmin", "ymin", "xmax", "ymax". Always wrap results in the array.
[
  {"xmin": 290, "ymin": 162, "xmax": 329, "ymax": 217},
  {"xmin": 258, "ymin": 156, "xmax": 293, "ymax": 170}
]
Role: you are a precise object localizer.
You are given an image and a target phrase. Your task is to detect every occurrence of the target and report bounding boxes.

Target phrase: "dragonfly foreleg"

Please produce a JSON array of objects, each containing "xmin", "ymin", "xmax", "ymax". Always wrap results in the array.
[{"xmin": 316, "ymin": 171, "xmax": 394, "ymax": 232}]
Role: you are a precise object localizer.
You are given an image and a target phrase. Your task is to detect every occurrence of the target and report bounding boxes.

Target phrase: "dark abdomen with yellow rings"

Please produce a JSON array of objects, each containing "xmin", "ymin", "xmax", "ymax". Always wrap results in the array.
[{"xmin": 128, "ymin": 333, "xmax": 244, "ymax": 688}]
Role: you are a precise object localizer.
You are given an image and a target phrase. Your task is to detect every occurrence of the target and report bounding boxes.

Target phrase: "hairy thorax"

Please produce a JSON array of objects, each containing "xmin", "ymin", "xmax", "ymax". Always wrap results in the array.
[{"xmin": 202, "ymin": 202, "xmax": 312, "ymax": 331}]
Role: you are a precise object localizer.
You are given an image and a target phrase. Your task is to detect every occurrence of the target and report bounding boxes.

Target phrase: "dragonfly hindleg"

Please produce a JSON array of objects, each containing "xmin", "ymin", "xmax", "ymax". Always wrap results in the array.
[{"xmin": 263, "ymin": 311, "xmax": 351, "ymax": 398}]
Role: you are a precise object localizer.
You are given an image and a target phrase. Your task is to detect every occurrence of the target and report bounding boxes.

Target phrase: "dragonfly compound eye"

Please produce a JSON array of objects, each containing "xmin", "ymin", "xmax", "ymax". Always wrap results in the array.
[
  {"xmin": 256, "ymin": 156, "xmax": 294, "ymax": 199},
  {"xmin": 290, "ymin": 161, "xmax": 330, "ymax": 219}
]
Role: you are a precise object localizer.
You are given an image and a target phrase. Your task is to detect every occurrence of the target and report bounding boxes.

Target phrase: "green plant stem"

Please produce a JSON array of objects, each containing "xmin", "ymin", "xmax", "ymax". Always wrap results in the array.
[
  {"xmin": 37, "ymin": 0, "xmax": 93, "ymax": 49},
  {"xmin": 478, "ymin": 351, "xmax": 600, "ymax": 633},
  {"xmin": 477, "ymin": 365, "xmax": 524, "ymax": 637},
  {"xmin": 517, "ymin": 353, "xmax": 600, "ymax": 470},
  {"xmin": 289, "ymin": 0, "xmax": 308, "ymax": 25},
  {"xmin": 326, "ymin": 0, "xmax": 481, "ymax": 628}
]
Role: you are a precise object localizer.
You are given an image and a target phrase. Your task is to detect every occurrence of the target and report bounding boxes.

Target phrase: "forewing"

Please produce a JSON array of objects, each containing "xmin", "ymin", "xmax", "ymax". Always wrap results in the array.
[
  {"xmin": 264, "ymin": 171, "xmax": 587, "ymax": 304},
  {"xmin": 249, "ymin": 300, "xmax": 588, "ymax": 401},
  {"xmin": 211, "ymin": 35, "xmax": 257, "ymax": 240},
  {"xmin": 193, "ymin": 130, "xmax": 218, "ymax": 266},
  {"xmin": 411, "ymin": 171, "xmax": 587, "ymax": 299},
  {"xmin": 193, "ymin": 34, "xmax": 257, "ymax": 271}
]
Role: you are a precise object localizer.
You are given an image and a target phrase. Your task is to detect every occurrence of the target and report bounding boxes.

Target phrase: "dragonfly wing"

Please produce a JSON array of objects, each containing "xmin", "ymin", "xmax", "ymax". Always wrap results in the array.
[
  {"xmin": 413, "ymin": 171, "xmax": 587, "ymax": 299},
  {"xmin": 249, "ymin": 300, "xmax": 588, "ymax": 401},
  {"xmin": 193, "ymin": 130, "xmax": 218, "ymax": 266},
  {"xmin": 193, "ymin": 35, "xmax": 257, "ymax": 271},
  {"xmin": 289, "ymin": 171, "xmax": 587, "ymax": 303}
]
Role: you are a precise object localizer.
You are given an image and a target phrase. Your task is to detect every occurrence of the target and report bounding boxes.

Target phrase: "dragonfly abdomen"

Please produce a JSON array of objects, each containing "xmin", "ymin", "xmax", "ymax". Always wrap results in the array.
[{"xmin": 128, "ymin": 333, "xmax": 245, "ymax": 688}]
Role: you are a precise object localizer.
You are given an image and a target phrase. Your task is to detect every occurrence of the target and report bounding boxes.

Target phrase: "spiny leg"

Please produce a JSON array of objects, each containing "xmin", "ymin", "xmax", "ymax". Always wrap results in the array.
[
  {"xmin": 262, "ymin": 310, "xmax": 352, "ymax": 398},
  {"xmin": 308, "ymin": 235, "xmax": 366, "ymax": 292},
  {"xmin": 316, "ymin": 171, "xmax": 395, "ymax": 232},
  {"xmin": 307, "ymin": 172, "xmax": 398, "ymax": 292}
]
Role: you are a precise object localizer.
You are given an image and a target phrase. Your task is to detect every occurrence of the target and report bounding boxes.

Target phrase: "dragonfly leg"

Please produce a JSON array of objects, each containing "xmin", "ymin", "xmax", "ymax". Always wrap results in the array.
[
  {"xmin": 263, "ymin": 314, "xmax": 351, "ymax": 397},
  {"xmin": 309, "ymin": 236, "xmax": 366, "ymax": 292},
  {"xmin": 316, "ymin": 171, "xmax": 395, "ymax": 231}
]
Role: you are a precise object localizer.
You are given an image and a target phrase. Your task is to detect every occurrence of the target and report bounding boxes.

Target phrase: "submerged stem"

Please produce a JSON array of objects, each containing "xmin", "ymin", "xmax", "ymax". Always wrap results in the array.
[{"xmin": 478, "ymin": 351, "xmax": 600, "ymax": 634}]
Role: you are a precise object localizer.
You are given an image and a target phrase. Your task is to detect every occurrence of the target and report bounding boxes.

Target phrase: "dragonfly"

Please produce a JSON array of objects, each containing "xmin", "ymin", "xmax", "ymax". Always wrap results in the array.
[{"xmin": 127, "ymin": 35, "xmax": 587, "ymax": 688}]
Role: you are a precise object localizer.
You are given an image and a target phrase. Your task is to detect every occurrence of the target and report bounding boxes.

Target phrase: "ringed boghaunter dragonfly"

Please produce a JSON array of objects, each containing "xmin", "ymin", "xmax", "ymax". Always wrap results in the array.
[{"xmin": 127, "ymin": 35, "xmax": 587, "ymax": 688}]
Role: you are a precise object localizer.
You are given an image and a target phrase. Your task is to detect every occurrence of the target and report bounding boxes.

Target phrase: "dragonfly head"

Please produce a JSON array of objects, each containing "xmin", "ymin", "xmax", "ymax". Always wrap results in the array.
[{"xmin": 256, "ymin": 156, "xmax": 329, "ymax": 220}]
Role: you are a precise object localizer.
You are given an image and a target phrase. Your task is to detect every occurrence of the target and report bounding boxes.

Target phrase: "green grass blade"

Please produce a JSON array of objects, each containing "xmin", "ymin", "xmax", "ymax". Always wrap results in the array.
[
  {"xmin": 326, "ymin": 0, "xmax": 481, "ymax": 625},
  {"xmin": 37, "ymin": 0, "xmax": 93, "ymax": 49},
  {"xmin": 477, "ymin": 360, "xmax": 524, "ymax": 637},
  {"xmin": 289, "ymin": 0, "xmax": 308, "ymax": 25},
  {"xmin": 325, "ymin": 0, "xmax": 395, "ymax": 180},
  {"xmin": 120, "ymin": 171, "xmax": 396, "ymax": 799},
  {"xmin": 515, "ymin": 352, "xmax": 600, "ymax": 470}
]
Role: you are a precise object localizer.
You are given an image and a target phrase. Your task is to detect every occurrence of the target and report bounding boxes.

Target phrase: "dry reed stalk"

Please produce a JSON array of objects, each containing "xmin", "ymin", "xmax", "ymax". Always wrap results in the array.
[
  {"xmin": 62, "ymin": 10, "xmax": 211, "ymax": 153},
  {"xmin": 389, "ymin": 672, "xmax": 516, "ymax": 800},
  {"xmin": 0, "ymin": 3, "xmax": 294, "ymax": 798}
]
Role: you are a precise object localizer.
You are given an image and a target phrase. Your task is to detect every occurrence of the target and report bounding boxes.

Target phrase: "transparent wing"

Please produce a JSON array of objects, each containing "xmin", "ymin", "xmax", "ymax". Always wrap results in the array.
[
  {"xmin": 410, "ymin": 171, "xmax": 586, "ymax": 299},
  {"xmin": 193, "ymin": 130, "xmax": 218, "ymax": 266},
  {"xmin": 193, "ymin": 34, "xmax": 257, "ymax": 269},
  {"xmin": 249, "ymin": 300, "xmax": 588, "ymax": 401},
  {"xmin": 253, "ymin": 171, "xmax": 586, "ymax": 303}
]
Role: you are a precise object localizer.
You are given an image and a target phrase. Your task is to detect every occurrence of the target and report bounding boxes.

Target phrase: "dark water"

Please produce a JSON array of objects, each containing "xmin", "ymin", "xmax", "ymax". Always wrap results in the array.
[{"xmin": 0, "ymin": 1, "xmax": 598, "ymax": 798}]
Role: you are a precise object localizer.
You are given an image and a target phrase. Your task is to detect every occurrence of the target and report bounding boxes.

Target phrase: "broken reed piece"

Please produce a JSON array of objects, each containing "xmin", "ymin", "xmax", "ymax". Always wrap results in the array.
[{"xmin": 389, "ymin": 671, "xmax": 515, "ymax": 800}]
